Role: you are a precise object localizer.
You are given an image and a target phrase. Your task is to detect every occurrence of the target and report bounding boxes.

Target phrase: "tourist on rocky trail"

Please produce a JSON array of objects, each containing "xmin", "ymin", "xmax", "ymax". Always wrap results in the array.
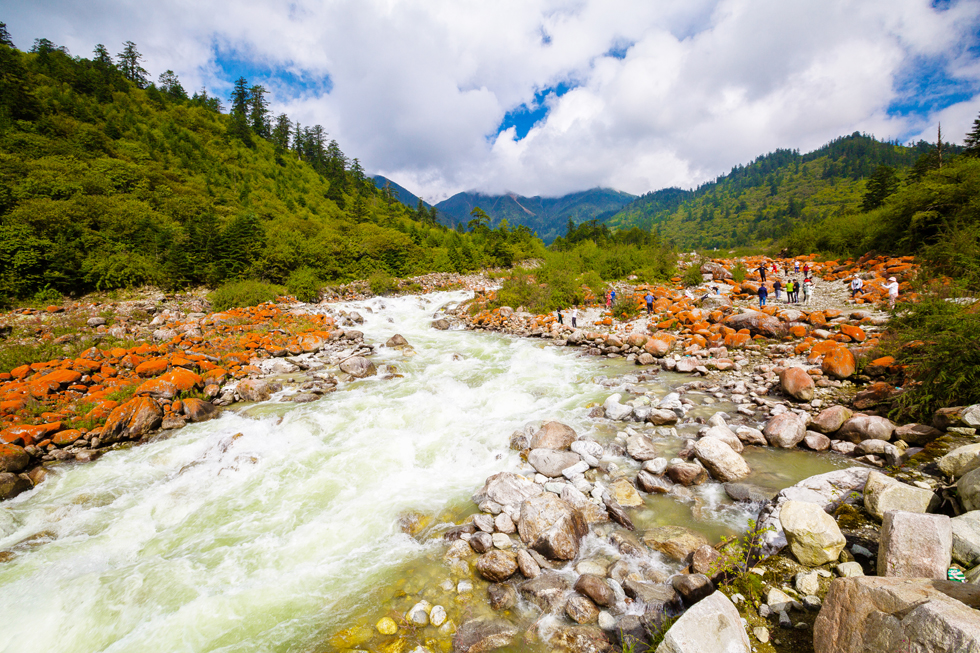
[
  {"xmin": 610, "ymin": 289, "xmax": 616, "ymax": 304},
  {"xmin": 803, "ymin": 278, "xmax": 814, "ymax": 303},
  {"xmin": 556, "ymin": 308, "xmax": 563, "ymax": 325},
  {"xmin": 773, "ymin": 279, "xmax": 782, "ymax": 300},
  {"xmin": 605, "ymin": 292, "xmax": 611, "ymax": 309},
  {"xmin": 883, "ymin": 276, "xmax": 900, "ymax": 308},
  {"xmin": 794, "ymin": 279, "xmax": 801, "ymax": 302},
  {"xmin": 794, "ymin": 260, "xmax": 800, "ymax": 273},
  {"xmin": 644, "ymin": 291, "xmax": 653, "ymax": 314},
  {"xmin": 785, "ymin": 279, "xmax": 795, "ymax": 303},
  {"xmin": 772, "ymin": 261, "xmax": 778, "ymax": 274},
  {"xmin": 569, "ymin": 307, "xmax": 578, "ymax": 328},
  {"xmin": 758, "ymin": 263, "xmax": 767, "ymax": 282},
  {"xmin": 758, "ymin": 283, "xmax": 768, "ymax": 307},
  {"xmin": 803, "ymin": 262, "xmax": 811, "ymax": 278},
  {"xmin": 850, "ymin": 275, "xmax": 864, "ymax": 298}
]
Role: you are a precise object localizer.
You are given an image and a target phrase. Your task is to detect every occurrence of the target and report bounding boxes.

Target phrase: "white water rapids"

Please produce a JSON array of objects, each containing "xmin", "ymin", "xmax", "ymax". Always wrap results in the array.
[{"xmin": 0, "ymin": 291, "xmax": 849, "ymax": 653}]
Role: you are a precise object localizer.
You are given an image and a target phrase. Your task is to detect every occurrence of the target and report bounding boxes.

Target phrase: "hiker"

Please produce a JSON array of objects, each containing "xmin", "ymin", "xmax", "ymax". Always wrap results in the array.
[
  {"xmin": 758, "ymin": 263, "xmax": 767, "ymax": 282},
  {"xmin": 773, "ymin": 279, "xmax": 782, "ymax": 301},
  {"xmin": 605, "ymin": 292, "xmax": 611, "ymax": 309},
  {"xmin": 785, "ymin": 279, "xmax": 795, "ymax": 303},
  {"xmin": 794, "ymin": 260, "xmax": 800, "ymax": 273},
  {"xmin": 610, "ymin": 289, "xmax": 617, "ymax": 305},
  {"xmin": 644, "ymin": 291, "xmax": 654, "ymax": 314},
  {"xmin": 883, "ymin": 276, "xmax": 900, "ymax": 308},
  {"xmin": 569, "ymin": 307, "xmax": 578, "ymax": 328},
  {"xmin": 772, "ymin": 262, "xmax": 778, "ymax": 274},
  {"xmin": 803, "ymin": 278, "xmax": 814, "ymax": 304},
  {"xmin": 758, "ymin": 284, "xmax": 768, "ymax": 308},
  {"xmin": 792, "ymin": 279, "xmax": 801, "ymax": 302},
  {"xmin": 850, "ymin": 276, "xmax": 864, "ymax": 298},
  {"xmin": 557, "ymin": 308, "xmax": 563, "ymax": 325},
  {"xmin": 803, "ymin": 262, "xmax": 811, "ymax": 278}
]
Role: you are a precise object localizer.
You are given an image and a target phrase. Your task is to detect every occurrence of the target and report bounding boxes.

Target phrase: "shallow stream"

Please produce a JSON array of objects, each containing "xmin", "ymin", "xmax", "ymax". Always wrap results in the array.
[{"xmin": 0, "ymin": 292, "xmax": 853, "ymax": 653}]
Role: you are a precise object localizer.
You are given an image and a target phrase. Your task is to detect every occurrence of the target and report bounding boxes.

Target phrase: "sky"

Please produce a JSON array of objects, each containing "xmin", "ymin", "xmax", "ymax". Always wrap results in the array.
[{"xmin": 3, "ymin": 0, "xmax": 980, "ymax": 202}]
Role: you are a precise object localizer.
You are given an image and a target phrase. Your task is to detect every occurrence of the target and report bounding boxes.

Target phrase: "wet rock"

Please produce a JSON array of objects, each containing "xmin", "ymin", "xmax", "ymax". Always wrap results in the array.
[
  {"xmin": 571, "ymin": 440, "xmax": 603, "ymax": 466},
  {"xmin": 236, "ymin": 379, "xmax": 274, "ymax": 402},
  {"xmin": 764, "ymin": 412, "xmax": 806, "ymax": 448},
  {"xmin": 934, "ymin": 404, "xmax": 980, "ymax": 431},
  {"xmin": 693, "ymin": 437, "xmax": 750, "ymax": 482},
  {"xmin": 566, "ymin": 595, "xmax": 600, "ymax": 624},
  {"xmin": 515, "ymin": 548, "xmax": 540, "ymax": 579},
  {"xmin": 494, "ymin": 513, "xmax": 515, "ymax": 534},
  {"xmin": 671, "ymin": 573, "xmax": 714, "ymax": 606},
  {"xmin": 0, "ymin": 472, "xmax": 32, "ymax": 500},
  {"xmin": 520, "ymin": 571, "xmax": 570, "ymax": 612},
  {"xmin": 473, "ymin": 472, "xmax": 543, "ymax": 508},
  {"xmin": 518, "ymin": 493, "xmax": 588, "ymax": 560},
  {"xmin": 0, "ymin": 443, "xmax": 30, "ymax": 474},
  {"xmin": 814, "ymin": 577, "xmax": 980, "ymax": 653},
  {"xmin": 700, "ymin": 425, "xmax": 743, "ymax": 453},
  {"xmin": 602, "ymin": 492, "xmax": 635, "ymax": 531},
  {"xmin": 623, "ymin": 578, "xmax": 680, "ymax": 610},
  {"xmin": 810, "ymin": 406, "xmax": 853, "ymax": 434},
  {"xmin": 487, "ymin": 583, "xmax": 517, "ymax": 610},
  {"xmin": 645, "ymin": 408, "xmax": 678, "ymax": 425},
  {"xmin": 452, "ymin": 618, "xmax": 518, "ymax": 653},
  {"xmin": 864, "ymin": 470, "xmax": 939, "ymax": 520},
  {"xmin": 339, "ymin": 356, "xmax": 377, "ymax": 378},
  {"xmin": 181, "ymin": 398, "xmax": 220, "ymax": 423},
  {"xmin": 626, "ymin": 434, "xmax": 659, "ymax": 461},
  {"xmin": 780, "ymin": 367, "xmax": 815, "ymax": 402},
  {"xmin": 939, "ymin": 443, "xmax": 980, "ymax": 479},
  {"xmin": 610, "ymin": 478, "xmax": 643, "ymax": 507},
  {"xmin": 723, "ymin": 482, "xmax": 776, "ymax": 503},
  {"xmin": 952, "ymin": 511, "xmax": 980, "ymax": 567},
  {"xmin": 530, "ymin": 421, "xmax": 577, "ymax": 450},
  {"xmin": 431, "ymin": 318, "xmax": 450, "ymax": 330},
  {"xmin": 636, "ymin": 470, "xmax": 672, "ymax": 494},
  {"xmin": 548, "ymin": 626, "xmax": 612, "ymax": 653},
  {"xmin": 878, "ymin": 511, "xmax": 951, "ymax": 579},
  {"xmin": 780, "ymin": 500, "xmax": 847, "ymax": 566},
  {"xmin": 734, "ymin": 426, "xmax": 767, "ymax": 446},
  {"xmin": 837, "ymin": 414, "xmax": 896, "ymax": 443},
  {"xmin": 691, "ymin": 545, "xmax": 722, "ymax": 579},
  {"xmin": 528, "ymin": 449, "xmax": 582, "ymax": 477},
  {"xmin": 656, "ymin": 590, "xmax": 750, "ymax": 653},
  {"xmin": 822, "ymin": 348, "xmax": 856, "ymax": 379},
  {"xmin": 894, "ymin": 423, "xmax": 943, "ymax": 446},
  {"xmin": 470, "ymin": 532, "xmax": 493, "ymax": 553},
  {"xmin": 666, "ymin": 461, "xmax": 707, "ymax": 486},
  {"xmin": 803, "ymin": 431, "xmax": 832, "ymax": 451},
  {"xmin": 385, "ymin": 334, "xmax": 410, "ymax": 348},
  {"xmin": 575, "ymin": 573, "xmax": 615, "ymax": 607},
  {"xmin": 642, "ymin": 525, "xmax": 709, "ymax": 563},
  {"xmin": 100, "ymin": 396, "xmax": 164, "ymax": 445},
  {"xmin": 476, "ymin": 550, "xmax": 518, "ymax": 582},
  {"xmin": 603, "ymin": 395, "xmax": 633, "ymax": 421}
]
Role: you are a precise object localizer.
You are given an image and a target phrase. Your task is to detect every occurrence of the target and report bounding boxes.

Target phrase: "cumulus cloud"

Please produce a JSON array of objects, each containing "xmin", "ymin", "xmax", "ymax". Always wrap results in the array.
[{"xmin": 4, "ymin": 0, "xmax": 980, "ymax": 201}]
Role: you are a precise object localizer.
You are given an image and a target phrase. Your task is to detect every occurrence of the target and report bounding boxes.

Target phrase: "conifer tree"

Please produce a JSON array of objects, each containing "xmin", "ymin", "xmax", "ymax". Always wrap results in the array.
[
  {"xmin": 158, "ymin": 70, "xmax": 187, "ymax": 100},
  {"xmin": 861, "ymin": 165, "xmax": 899, "ymax": 211},
  {"xmin": 228, "ymin": 77, "xmax": 253, "ymax": 144},
  {"xmin": 271, "ymin": 113, "xmax": 291, "ymax": 154},
  {"xmin": 965, "ymin": 111, "xmax": 980, "ymax": 157},
  {"xmin": 117, "ymin": 41, "xmax": 148, "ymax": 87},
  {"xmin": 248, "ymin": 84, "xmax": 270, "ymax": 137},
  {"xmin": 93, "ymin": 44, "xmax": 114, "ymax": 68},
  {"xmin": 0, "ymin": 21, "xmax": 14, "ymax": 47}
]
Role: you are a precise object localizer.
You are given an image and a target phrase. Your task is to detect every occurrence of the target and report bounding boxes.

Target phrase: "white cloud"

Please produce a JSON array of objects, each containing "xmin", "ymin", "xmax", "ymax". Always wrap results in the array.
[{"xmin": 4, "ymin": 0, "xmax": 980, "ymax": 201}]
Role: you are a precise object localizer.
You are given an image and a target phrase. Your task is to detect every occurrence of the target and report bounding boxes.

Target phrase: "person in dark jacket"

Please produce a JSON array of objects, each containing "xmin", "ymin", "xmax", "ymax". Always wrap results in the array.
[{"xmin": 758, "ymin": 284, "xmax": 768, "ymax": 308}]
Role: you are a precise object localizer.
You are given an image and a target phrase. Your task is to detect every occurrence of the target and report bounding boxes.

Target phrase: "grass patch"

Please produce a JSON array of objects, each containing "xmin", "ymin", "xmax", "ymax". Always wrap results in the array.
[
  {"xmin": 208, "ymin": 279, "xmax": 284, "ymax": 312},
  {"xmin": 368, "ymin": 270, "xmax": 396, "ymax": 296}
]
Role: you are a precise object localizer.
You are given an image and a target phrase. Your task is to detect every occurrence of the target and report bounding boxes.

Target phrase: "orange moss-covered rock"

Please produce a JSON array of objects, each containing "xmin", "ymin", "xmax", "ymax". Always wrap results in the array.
[
  {"xmin": 101, "ymin": 397, "xmax": 163, "ymax": 445},
  {"xmin": 822, "ymin": 347, "xmax": 856, "ymax": 379},
  {"xmin": 135, "ymin": 358, "xmax": 170, "ymax": 377},
  {"xmin": 0, "ymin": 421, "xmax": 63, "ymax": 446},
  {"xmin": 839, "ymin": 324, "xmax": 866, "ymax": 342},
  {"xmin": 0, "ymin": 442, "xmax": 30, "ymax": 473},
  {"xmin": 52, "ymin": 429, "xmax": 84, "ymax": 446}
]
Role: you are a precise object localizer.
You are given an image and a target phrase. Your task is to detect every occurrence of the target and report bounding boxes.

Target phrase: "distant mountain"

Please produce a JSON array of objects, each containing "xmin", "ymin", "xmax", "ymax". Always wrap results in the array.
[
  {"xmin": 606, "ymin": 132, "xmax": 960, "ymax": 250},
  {"xmin": 372, "ymin": 175, "xmax": 431, "ymax": 210},
  {"xmin": 435, "ymin": 188, "xmax": 636, "ymax": 242}
]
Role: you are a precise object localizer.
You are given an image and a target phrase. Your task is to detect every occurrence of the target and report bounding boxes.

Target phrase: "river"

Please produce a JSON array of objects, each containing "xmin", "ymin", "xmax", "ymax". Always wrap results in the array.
[{"xmin": 0, "ymin": 291, "xmax": 853, "ymax": 653}]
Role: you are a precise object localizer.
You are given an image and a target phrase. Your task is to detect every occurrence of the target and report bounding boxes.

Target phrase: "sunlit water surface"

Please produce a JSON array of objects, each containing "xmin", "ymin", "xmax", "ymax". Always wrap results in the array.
[{"xmin": 0, "ymin": 292, "xmax": 853, "ymax": 653}]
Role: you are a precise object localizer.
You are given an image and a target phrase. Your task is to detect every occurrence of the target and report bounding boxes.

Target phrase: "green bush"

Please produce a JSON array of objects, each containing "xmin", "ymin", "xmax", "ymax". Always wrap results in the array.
[
  {"xmin": 286, "ymin": 267, "xmax": 321, "ymax": 303},
  {"xmin": 732, "ymin": 261, "xmax": 747, "ymax": 283},
  {"xmin": 682, "ymin": 263, "xmax": 705, "ymax": 287},
  {"xmin": 32, "ymin": 285, "xmax": 62, "ymax": 305},
  {"xmin": 368, "ymin": 270, "xmax": 396, "ymax": 296},
  {"xmin": 882, "ymin": 287, "xmax": 980, "ymax": 421},
  {"xmin": 612, "ymin": 294, "xmax": 641, "ymax": 320},
  {"xmin": 492, "ymin": 268, "xmax": 552, "ymax": 313},
  {"xmin": 208, "ymin": 279, "xmax": 283, "ymax": 312}
]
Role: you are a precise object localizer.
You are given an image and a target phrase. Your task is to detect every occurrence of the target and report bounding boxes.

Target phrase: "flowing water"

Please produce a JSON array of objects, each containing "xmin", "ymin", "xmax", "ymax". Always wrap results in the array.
[{"xmin": 0, "ymin": 292, "xmax": 854, "ymax": 653}]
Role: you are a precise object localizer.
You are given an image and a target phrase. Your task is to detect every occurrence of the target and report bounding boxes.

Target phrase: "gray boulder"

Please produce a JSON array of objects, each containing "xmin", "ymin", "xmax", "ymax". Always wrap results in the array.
[
  {"xmin": 627, "ymin": 433, "xmax": 660, "ymax": 461},
  {"xmin": 894, "ymin": 422, "xmax": 943, "ymax": 446},
  {"xmin": 952, "ymin": 511, "xmax": 980, "ymax": 567},
  {"xmin": 530, "ymin": 421, "xmax": 577, "ymax": 450},
  {"xmin": 692, "ymin": 437, "xmax": 751, "ymax": 482},
  {"xmin": 878, "ymin": 511, "xmax": 952, "ymax": 579},
  {"xmin": 339, "ymin": 356, "xmax": 377, "ymax": 378},
  {"xmin": 780, "ymin": 500, "xmax": 846, "ymax": 566},
  {"xmin": 452, "ymin": 618, "xmax": 518, "ymax": 653},
  {"xmin": 939, "ymin": 443, "xmax": 980, "ymax": 479},
  {"xmin": 810, "ymin": 406, "xmax": 853, "ymax": 434},
  {"xmin": 518, "ymin": 493, "xmax": 588, "ymax": 560},
  {"xmin": 520, "ymin": 571, "xmax": 570, "ymax": 613},
  {"xmin": 864, "ymin": 470, "xmax": 939, "ymax": 520},
  {"xmin": 837, "ymin": 414, "xmax": 896, "ymax": 443},
  {"xmin": 701, "ymin": 425, "xmax": 744, "ymax": 453},
  {"xmin": 527, "ymin": 449, "xmax": 582, "ymax": 478},
  {"xmin": 764, "ymin": 412, "xmax": 806, "ymax": 448},
  {"xmin": 473, "ymin": 472, "xmax": 544, "ymax": 509},
  {"xmin": 959, "ymin": 467, "xmax": 980, "ymax": 512},
  {"xmin": 655, "ymin": 591, "xmax": 750, "ymax": 653}
]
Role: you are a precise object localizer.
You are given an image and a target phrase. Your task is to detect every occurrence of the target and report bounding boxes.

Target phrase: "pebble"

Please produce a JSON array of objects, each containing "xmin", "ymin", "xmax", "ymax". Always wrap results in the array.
[
  {"xmin": 376, "ymin": 617, "xmax": 398, "ymax": 635},
  {"xmin": 492, "ymin": 532, "xmax": 512, "ymax": 549},
  {"xmin": 598, "ymin": 611, "xmax": 616, "ymax": 630},
  {"xmin": 753, "ymin": 627, "xmax": 770, "ymax": 643},
  {"xmin": 457, "ymin": 580, "xmax": 473, "ymax": 593},
  {"xmin": 429, "ymin": 605, "xmax": 447, "ymax": 627}
]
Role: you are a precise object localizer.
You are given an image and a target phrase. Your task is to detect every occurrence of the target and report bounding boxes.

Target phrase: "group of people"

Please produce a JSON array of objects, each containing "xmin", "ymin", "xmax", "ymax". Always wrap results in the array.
[
  {"xmin": 852, "ymin": 274, "xmax": 901, "ymax": 308},
  {"xmin": 758, "ymin": 277, "xmax": 812, "ymax": 307},
  {"xmin": 757, "ymin": 260, "xmax": 811, "ymax": 283}
]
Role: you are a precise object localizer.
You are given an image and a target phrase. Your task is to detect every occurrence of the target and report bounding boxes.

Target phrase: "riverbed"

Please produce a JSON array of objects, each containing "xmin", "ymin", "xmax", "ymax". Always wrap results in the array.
[{"xmin": 0, "ymin": 291, "xmax": 854, "ymax": 653}]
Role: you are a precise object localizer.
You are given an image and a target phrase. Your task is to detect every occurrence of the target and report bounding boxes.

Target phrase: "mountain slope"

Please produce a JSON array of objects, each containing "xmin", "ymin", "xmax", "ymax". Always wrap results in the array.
[
  {"xmin": 607, "ymin": 133, "xmax": 955, "ymax": 250},
  {"xmin": 435, "ymin": 187, "xmax": 635, "ymax": 242},
  {"xmin": 372, "ymin": 175, "xmax": 431, "ymax": 211}
]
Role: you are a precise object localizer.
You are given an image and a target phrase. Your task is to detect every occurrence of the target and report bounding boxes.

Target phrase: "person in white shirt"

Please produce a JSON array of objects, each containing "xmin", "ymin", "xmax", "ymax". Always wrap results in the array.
[
  {"xmin": 850, "ymin": 276, "xmax": 864, "ymax": 298},
  {"xmin": 883, "ymin": 277, "xmax": 900, "ymax": 308},
  {"xmin": 569, "ymin": 307, "xmax": 578, "ymax": 328}
]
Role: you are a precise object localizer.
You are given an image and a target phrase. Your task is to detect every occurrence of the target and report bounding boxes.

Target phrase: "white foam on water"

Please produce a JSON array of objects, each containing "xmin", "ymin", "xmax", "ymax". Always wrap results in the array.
[{"xmin": 0, "ymin": 292, "xmax": 615, "ymax": 653}]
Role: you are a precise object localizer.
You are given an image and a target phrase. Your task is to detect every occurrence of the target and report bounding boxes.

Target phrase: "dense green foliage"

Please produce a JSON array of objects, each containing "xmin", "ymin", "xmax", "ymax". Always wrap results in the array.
[
  {"xmin": 0, "ymin": 38, "xmax": 545, "ymax": 304},
  {"xmin": 207, "ymin": 279, "xmax": 284, "ymax": 312},
  {"xmin": 607, "ymin": 133, "xmax": 959, "ymax": 249}
]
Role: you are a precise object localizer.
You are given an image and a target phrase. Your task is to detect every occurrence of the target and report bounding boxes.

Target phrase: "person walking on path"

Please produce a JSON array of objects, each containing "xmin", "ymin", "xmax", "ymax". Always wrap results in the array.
[
  {"xmin": 569, "ymin": 307, "xmax": 578, "ymax": 328},
  {"xmin": 758, "ymin": 264, "xmax": 767, "ymax": 282},
  {"xmin": 850, "ymin": 276, "xmax": 864, "ymax": 298},
  {"xmin": 644, "ymin": 291, "xmax": 654, "ymax": 314},
  {"xmin": 605, "ymin": 292, "xmax": 611, "ymax": 309},
  {"xmin": 557, "ymin": 308, "xmax": 563, "ymax": 325},
  {"xmin": 785, "ymin": 279, "xmax": 795, "ymax": 303},
  {"xmin": 610, "ymin": 289, "xmax": 617, "ymax": 305},
  {"xmin": 793, "ymin": 279, "xmax": 801, "ymax": 302},
  {"xmin": 883, "ymin": 277, "xmax": 900, "ymax": 308},
  {"xmin": 803, "ymin": 262, "xmax": 811, "ymax": 279},
  {"xmin": 803, "ymin": 278, "xmax": 814, "ymax": 304},
  {"xmin": 794, "ymin": 260, "xmax": 800, "ymax": 273},
  {"xmin": 758, "ymin": 283, "xmax": 768, "ymax": 308},
  {"xmin": 773, "ymin": 279, "xmax": 782, "ymax": 301}
]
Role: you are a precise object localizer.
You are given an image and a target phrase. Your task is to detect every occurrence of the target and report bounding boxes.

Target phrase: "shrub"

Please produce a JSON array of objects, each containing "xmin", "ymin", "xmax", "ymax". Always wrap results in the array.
[
  {"xmin": 32, "ymin": 285, "xmax": 62, "ymax": 305},
  {"xmin": 612, "ymin": 294, "xmax": 641, "ymax": 320},
  {"xmin": 492, "ymin": 269, "xmax": 552, "ymax": 313},
  {"xmin": 286, "ymin": 267, "xmax": 321, "ymax": 303},
  {"xmin": 208, "ymin": 279, "xmax": 283, "ymax": 312},
  {"xmin": 732, "ymin": 261, "xmax": 747, "ymax": 283},
  {"xmin": 682, "ymin": 263, "xmax": 705, "ymax": 287},
  {"xmin": 368, "ymin": 270, "xmax": 396, "ymax": 296}
]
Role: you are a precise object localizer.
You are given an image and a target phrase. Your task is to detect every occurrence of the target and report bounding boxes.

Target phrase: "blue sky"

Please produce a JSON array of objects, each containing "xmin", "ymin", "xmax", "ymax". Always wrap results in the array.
[{"xmin": 4, "ymin": 0, "xmax": 980, "ymax": 200}]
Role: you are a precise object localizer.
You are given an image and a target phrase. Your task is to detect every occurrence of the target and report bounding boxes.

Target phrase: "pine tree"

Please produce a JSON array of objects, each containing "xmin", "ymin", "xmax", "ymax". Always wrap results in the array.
[
  {"xmin": 93, "ymin": 44, "xmax": 114, "ymax": 68},
  {"xmin": 271, "ymin": 113, "xmax": 291, "ymax": 154},
  {"xmin": 0, "ymin": 22, "xmax": 14, "ymax": 48},
  {"xmin": 248, "ymin": 84, "xmax": 269, "ymax": 137},
  {"xmin": 158, "ymin": 70, "xmax": 187, "ymax": 100},
  {"xmin": 965, "ymin": 111, "xmax": 980, "ymax": 157},
  {"xmin": 117, "ymin": 41, "xmax": 148, "ymax": 87},
  {"xmin": 862, "ymin": 165, "xmax": 899, "ymax": 211},
  {"xmin": 228, "ymin": 77, "xmax": 252, "ymax": 144}
]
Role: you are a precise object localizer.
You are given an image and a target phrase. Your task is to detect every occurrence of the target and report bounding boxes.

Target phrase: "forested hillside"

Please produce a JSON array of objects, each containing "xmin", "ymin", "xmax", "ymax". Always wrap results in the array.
[
  {"xmin": 0, "ymin": 34, "xmax": 544, "ymax": 304},
  {"xmin": 606, "ymin": 133, "xmax": 960, "ymax": 250},
  {"xmin": 435, "ymin": 188, "xmax": 635, "ymax": 242}
]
